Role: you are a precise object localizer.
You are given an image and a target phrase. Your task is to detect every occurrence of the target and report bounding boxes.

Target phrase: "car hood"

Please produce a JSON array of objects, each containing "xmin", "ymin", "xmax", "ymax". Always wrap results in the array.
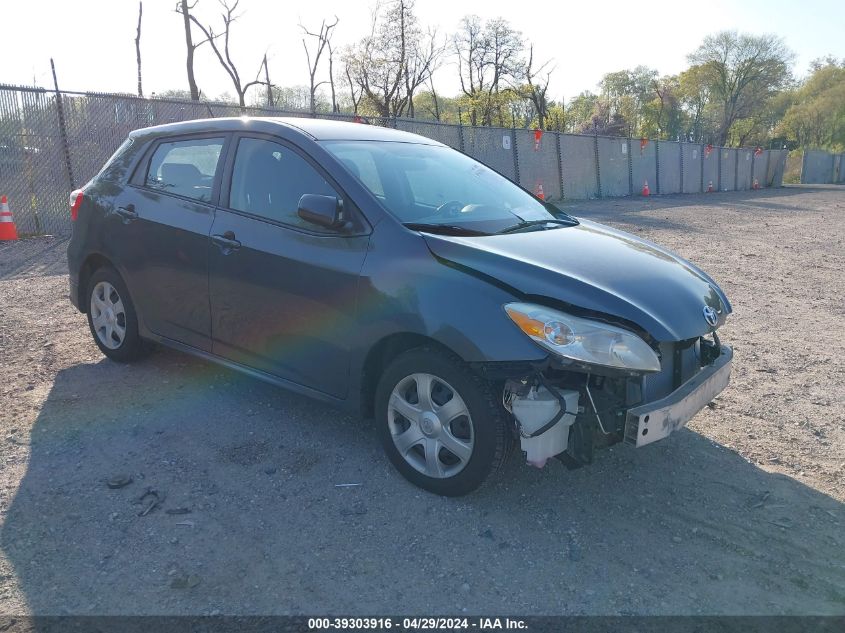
[{"xmin": 422, "ymin": 219, "xmax": 731, "ymax": 342}]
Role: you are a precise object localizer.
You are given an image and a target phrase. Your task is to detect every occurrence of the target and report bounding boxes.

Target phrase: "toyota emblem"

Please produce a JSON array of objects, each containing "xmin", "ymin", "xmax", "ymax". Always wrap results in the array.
[{"xmin": 703, "ymin": 305, "xmax": 719, "ymax": 328}]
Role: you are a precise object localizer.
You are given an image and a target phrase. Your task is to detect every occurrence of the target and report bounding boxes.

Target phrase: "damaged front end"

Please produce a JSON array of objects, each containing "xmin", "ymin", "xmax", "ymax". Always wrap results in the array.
[{"xmin": 497, "ymin": 332, "xmax": 732, "ymax": 469}]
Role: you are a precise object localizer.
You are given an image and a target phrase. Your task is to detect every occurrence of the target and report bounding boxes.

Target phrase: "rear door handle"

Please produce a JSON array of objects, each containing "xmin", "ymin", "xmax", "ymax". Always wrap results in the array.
[
  {"xmin": 115, "ymin": 204, "xmax": 138, "ymax": 223},
  {"xmin": 211, "ymin": 231, "xmax": 241, "ymax": 253}
]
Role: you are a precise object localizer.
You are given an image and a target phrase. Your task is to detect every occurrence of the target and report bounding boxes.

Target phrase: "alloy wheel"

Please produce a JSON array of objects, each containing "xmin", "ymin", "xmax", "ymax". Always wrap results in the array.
[
  {"xmin": 90, "ymin": 281, "xmax": 127, "ymax": 350},
  {"xmin": 387, "ymin": 373, "xmax": 475, "ymax": 478}
]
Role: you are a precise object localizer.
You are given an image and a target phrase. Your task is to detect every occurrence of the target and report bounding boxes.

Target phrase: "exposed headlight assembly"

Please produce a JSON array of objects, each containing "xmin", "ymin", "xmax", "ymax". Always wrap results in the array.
[{"xmin": 504, "ymin": 302, "xmax": 661, "ymax": 372}]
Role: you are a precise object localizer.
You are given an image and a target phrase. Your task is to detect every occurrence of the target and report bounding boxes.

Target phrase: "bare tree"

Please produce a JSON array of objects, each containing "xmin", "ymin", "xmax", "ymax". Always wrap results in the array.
[
  {"xmin": 455, "ymin": 16, "xmax": 524, "ymax": 126},
  {"xmin": 425, "ymin": 75, "xmax": 441, "ymax": 120},
  {"xmin": 404, "ymin": 27, "xmax": 445, "ymax": 118},
  {"xmin": 343, "ymin": 0, "xmax": 441, "ymax": 118},
  {"xmin": 175, "ymin": 0, "xmax": 203, "ymax": 100},
  {"xmin": 262, "ymin": 54, "xmax": 273, "ymax": 107},
  {"xmin": 485, "ymin": 18, "xmax": 524, "ymax": 126},
  {"xmin": 301, "ymin": 17, "xmax": 339, "ymax": 115},
  {"xmin": 343, "ymin": 60, "xmax": 362, "ymax": 115},
  {"xmin": 454, "ymin": 15, "xmax": 486, "ymax": 125},
  {"xmin": 518, "ymin": 45, "xmax": 554, "ymax": 128},
  {"xmin": 185, "ymin": 0, "xmax": 268, "ymax": 107},
  {"xmin": 135, "ymin": 2, "xmax": 143, "ymax": 97},
  {"xmin": 327, "ymin": 41, "xmax": 338, "ymax": 113},
  {"xmin": 343, "ymin": 3, "xmax": 406, "ymax": 118}
]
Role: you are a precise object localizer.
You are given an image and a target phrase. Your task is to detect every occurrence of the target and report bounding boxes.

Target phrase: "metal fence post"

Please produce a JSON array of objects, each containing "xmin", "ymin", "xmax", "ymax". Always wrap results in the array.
[
  {"xmin": 593, "ymin": 131, "xmax": 602, "ymax": 198},
  {"xmin": 654, "ymin": 140, "xmax": 661, "ymax": 195},
  {"xmin": 717, "ymin": 147, "xmax": 723, "ymax": 191},
  {"xmin": 50, "ymin": 59, "xmax": 75, "ymax": 190},
  {"xmin": 555, "ymin": 132, "xmax": 565, "ymax": 200},
  {"xmin": 765, "ymin": 149, "xmax": 772, "ymax": 186},
  {"xmin": 750, "ymin": 150, "xmax": 756, "ymax": 190},
  {"xmin": 627, "ymin": 137, "xmax": 634, "ymax": 196},
  {"xmin": 458, "ymin": 119, "xmax": 466, "ymax": 154},
  {"xmin": 700, "ymin": 144, "xmax": 705, "ymax": 192},
  {"xmin": 734, "ymin": 148, "xmax": 739, "ymax": 191},
  {"xmin": 511, "ymin": 128, "xmax": 520, "ymax": 184},
  {"xmin": 679, "ymin": 141, "xmax": 684, "ymax": 193},
  {"xmin": 800, "ymin": 150, "xmax": 807, "ymax": 184}
]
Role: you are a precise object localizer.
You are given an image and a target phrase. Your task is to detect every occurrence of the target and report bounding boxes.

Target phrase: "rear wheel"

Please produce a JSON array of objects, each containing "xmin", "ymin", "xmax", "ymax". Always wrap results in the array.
[
  {"xmin": 375, "ymin": 348, "xmax": 512, "ymax": 496},
  {"xmin": 86, "ymin": 267, "xmax": 149, "ymax": 362}
]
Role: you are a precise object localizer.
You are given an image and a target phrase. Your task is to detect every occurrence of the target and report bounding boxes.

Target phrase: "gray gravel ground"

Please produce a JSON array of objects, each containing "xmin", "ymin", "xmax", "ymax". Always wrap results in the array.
[{"xmin": 0, "ymin": 185, "xmax": 843, "ymax": 615}]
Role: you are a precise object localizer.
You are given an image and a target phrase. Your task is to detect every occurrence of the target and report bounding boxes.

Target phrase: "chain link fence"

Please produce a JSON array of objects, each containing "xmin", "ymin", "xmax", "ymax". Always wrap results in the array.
[
  {"xmin": 462, "ymin": 125, "xmax": 517, "ymax": 182},
  {"xmin": 515, "ymin": 128, "xmax": 562, "ymax": 201},
  {"xmin": 681, "ymin": 143, "xmax": 701, "ymax": 193},
  {"xmin": 0, "ymin": 84, "xmax": 789, "ymax": 236},
  {"xmin": 800, "ymin": 148, "xmax": 845, "ymax": 184},
  {"xmin": 631, "ymin": 140, "xmax": 657, "ymax": 195},
  {"xmin": 596, "ymin": 136, "xmax": 629, "ymax": 198},
  {"xmin": 561, "ymin": 134, "xmax": 599, "ymax": 200},
  {"xmin": 658, "ymin": 141, "xmax": 682, "ymax": 194}
]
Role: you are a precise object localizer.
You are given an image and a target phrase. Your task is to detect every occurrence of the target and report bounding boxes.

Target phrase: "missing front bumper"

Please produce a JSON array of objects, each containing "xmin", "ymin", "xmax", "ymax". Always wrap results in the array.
[{"xmin": 625, "ymin": 345, "xmax": 733, "ymax": 447}]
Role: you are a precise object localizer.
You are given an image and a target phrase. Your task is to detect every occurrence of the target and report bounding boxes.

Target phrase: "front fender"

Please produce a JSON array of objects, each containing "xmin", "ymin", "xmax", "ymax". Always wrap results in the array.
[{"xmin": 351, "ymin": 227, "xmax": 546, "ymax": 368}]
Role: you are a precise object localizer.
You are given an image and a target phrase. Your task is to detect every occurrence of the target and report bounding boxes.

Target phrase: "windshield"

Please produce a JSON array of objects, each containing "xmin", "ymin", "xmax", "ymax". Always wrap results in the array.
[{"xmin": 322, "ymin": 140, "xmax": 574, "ymax": 234}]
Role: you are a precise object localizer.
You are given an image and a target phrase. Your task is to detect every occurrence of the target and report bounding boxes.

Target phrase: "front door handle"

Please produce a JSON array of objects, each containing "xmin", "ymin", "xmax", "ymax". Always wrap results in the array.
[
  {"xmin": 211, "ymin": 231, "xmax": 241, "ymax": 253},
  {"xmin": 115, "ymin": 204, "xmax": 138, "ymax": 223}
]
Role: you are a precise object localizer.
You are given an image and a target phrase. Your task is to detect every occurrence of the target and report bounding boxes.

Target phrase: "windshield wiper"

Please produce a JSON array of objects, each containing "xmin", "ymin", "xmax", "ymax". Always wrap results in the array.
[
  {"xmin": 404, "ymin": 222, "xmax": 490, "ymax": 236},
  {"xmin": 496, "ymin": 218, "xmax": 578, "ymax": 234}
]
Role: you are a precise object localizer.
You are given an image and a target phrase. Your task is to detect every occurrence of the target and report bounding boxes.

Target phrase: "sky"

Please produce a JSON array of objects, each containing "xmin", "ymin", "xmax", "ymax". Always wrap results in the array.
[{"xmin": 3, "ymin": 0, "xmax": 844, "ymax": 104}]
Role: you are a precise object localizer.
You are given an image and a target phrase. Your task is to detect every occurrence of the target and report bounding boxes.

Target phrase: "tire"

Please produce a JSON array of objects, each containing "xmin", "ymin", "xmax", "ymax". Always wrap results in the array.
[
  {"xmin": 86, "ymin": 266, "xmax": 149, "ymax": 362},
  {"xmin": 375, "ymin": 347, "xmax": 513, "ymax": 496}
]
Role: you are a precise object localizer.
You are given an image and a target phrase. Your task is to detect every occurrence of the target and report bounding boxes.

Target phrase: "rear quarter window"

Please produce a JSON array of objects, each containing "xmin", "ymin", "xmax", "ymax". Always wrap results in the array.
[
  {"xmin": 89, "ymin": 137, "xmax": 136, "ymax": 185},
  {"xmin": 98, "ymin": 138, "xmax": 134, "ymax": 176}
]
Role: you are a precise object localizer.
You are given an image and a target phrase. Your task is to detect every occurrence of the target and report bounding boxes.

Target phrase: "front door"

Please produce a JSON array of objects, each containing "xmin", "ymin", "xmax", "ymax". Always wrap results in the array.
[{"xmin": 208, "ymin": 135, "xmax": 369, "ymax": 398}]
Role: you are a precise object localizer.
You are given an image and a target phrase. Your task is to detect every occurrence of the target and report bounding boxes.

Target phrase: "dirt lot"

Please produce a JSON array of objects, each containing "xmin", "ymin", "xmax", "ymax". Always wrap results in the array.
[{"xmin": 0, "ymin": 185, "xmax": 843, "ymax": 616}]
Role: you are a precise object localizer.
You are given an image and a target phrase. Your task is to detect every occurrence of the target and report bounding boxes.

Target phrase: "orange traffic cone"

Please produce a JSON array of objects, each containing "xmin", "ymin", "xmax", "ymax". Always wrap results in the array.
[
  {"xmin": 752, "ymin": 178, "xmax": 760, "ymax": 190},
  {"xmin": 0, "ymin": 195, "xmax": 19, "ymax": 241},
  {"xmin": 641, "ymin": 180, "xmax": 650, "ymax": 197},
  {"xmin": 706, "ymin": 180, "xmax": 714, "ymax": 193},
  {"xmin": 535, "ymin": 183, "xmax": 545, "ymax": 200}
]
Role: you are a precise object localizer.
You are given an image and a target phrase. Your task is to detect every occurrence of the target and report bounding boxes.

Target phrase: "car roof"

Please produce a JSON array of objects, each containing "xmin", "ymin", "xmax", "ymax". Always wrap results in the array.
[{"xmin": 129, "ymin": 116, "xmax": 445, "ymax": 146}]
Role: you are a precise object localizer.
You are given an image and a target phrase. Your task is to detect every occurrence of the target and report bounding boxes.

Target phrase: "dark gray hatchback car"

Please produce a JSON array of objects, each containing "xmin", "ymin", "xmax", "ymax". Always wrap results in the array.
[{"xmin": 67, "ymin": 117, "xmax": 732, "ymax": 495}]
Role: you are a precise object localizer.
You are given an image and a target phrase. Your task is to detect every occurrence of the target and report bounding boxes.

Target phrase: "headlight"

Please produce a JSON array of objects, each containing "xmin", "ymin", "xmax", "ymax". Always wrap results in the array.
[{"xmin": 504, "ymin": 302, "xmax": 661, "ymax": 372}]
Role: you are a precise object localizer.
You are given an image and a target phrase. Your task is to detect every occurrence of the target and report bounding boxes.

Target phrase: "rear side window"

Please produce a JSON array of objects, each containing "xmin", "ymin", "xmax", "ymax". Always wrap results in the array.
[
  {"xmin": 228, "ymin": 137, "xmax": 339, "ymax": 230},
  {"xmin": 145, "ymin": 137, "xmax": 224, "ymax": 202}
]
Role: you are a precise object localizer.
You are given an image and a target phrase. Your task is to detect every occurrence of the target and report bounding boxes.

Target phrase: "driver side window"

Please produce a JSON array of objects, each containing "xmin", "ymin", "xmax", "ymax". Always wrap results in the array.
[{"xmin": 228, "ymin": 137, "xmax": 339, "ymax": 231}]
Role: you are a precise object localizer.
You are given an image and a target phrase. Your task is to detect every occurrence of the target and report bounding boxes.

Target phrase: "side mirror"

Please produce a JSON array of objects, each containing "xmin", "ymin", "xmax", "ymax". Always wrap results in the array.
[{"xmin": 297, "ymin": 194, "xmax": 345, "ymax": 230}]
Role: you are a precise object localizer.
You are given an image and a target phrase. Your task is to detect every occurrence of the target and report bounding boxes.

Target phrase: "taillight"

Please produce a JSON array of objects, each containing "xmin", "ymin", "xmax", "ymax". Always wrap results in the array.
[{"xmin": 69, "ymin": 190, "xmax": 84, "ymax": 221}]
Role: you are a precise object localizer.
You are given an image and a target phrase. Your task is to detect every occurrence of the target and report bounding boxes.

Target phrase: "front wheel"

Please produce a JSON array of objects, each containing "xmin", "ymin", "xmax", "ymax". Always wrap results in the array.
[{"xmin": 375, "ymin": 348, "xmax": 513, "ymax": 496}]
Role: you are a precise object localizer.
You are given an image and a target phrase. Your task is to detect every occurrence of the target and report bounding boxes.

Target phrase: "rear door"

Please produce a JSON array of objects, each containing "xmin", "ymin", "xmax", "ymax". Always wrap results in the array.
[
  {"xmin": 110, "ymin": 134, "xmax": 228, "ymax": 350},
  {"xmin": 208, "ymin": 134, "xmax": 370, "ymax": 398}
]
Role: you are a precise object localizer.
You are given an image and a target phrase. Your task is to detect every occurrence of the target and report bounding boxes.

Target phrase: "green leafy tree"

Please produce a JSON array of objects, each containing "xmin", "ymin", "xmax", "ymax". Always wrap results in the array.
[
  {"xmin": 688, "ymin": 31, "xmax": 794, "ymax": 145},
  {"xmin": 678, "ymin": 64, "xmax": 715, "ymax": 142},
  {"xmin": 565, "ymin": 91, "xmax": 599, "ymax": 133},
  {"xmin": 777, "ymin": 59, "xmax": 845, "ymax": 150},
  {"xmin": 598, "ymin": 66, "xmax": 657, "ymax": 135}
]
